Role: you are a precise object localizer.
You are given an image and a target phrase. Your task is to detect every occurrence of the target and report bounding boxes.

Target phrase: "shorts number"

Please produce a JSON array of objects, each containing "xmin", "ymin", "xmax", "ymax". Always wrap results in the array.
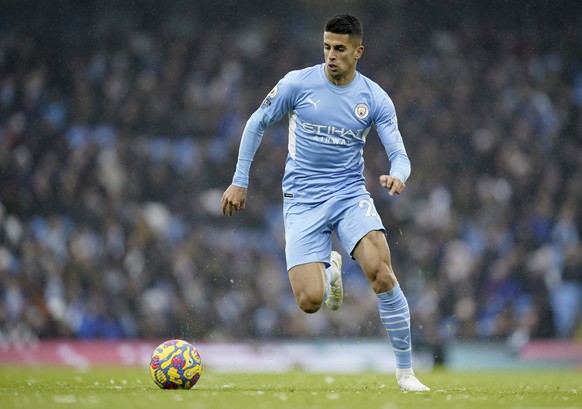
[{"xmin": 359, "ymin": 199, "xmax": 378, "ymax": 218}]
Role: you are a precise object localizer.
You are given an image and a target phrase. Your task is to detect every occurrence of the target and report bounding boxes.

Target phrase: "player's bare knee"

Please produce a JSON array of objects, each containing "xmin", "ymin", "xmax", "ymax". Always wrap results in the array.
[
  {"xmin": 371, "ymin": 269, "xmax": 398, "ymax": 293},
  {"xmin": 297, "ymin": 296, "xmax": 322, "ymax": 313},
  {"xmin": 301, "ymin": 304, "xmax": 322, "ymax": 314}
]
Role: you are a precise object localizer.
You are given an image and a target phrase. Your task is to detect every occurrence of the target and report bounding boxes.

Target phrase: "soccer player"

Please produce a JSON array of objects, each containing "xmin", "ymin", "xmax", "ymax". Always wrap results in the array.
[{"xmin": 221, "ymin": 14, "xmax": 430, "ymax": 392}]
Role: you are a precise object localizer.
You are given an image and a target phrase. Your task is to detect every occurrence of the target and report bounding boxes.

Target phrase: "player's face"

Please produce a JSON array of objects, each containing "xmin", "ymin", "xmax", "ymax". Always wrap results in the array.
[{"xmin": 323, "ymin": 32, "xmax": 364, "ymax": 86}]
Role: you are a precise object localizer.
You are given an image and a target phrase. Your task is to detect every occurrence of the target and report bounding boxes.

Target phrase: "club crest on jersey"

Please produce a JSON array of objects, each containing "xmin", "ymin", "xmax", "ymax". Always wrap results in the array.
[{"xmin": 354, "ymin": 103, "xmax": 369, "ymax": 119}]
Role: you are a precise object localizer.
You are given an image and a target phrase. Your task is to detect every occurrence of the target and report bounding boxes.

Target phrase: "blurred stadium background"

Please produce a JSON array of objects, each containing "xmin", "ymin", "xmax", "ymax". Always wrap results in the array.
[{"xmin": 1, "ymin": 0, "xmax": 581, "ymax": 371}]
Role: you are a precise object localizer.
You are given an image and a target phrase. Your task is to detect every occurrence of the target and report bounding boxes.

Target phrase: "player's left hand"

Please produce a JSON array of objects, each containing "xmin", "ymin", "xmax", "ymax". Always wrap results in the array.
[{"xmin": 379, "ymin": 175, "xmax": 406, "ymax": 196}]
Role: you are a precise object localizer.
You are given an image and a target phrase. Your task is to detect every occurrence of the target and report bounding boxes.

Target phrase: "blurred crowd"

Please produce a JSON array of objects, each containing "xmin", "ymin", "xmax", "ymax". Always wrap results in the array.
[{"xmin": 1, "ymin": 1, "xmax": 581, "ymax": 353}]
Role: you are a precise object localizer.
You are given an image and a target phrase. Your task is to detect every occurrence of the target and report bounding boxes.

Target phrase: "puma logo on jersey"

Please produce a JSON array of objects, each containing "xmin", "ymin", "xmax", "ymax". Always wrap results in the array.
[{"xmin": 306, "ymin": 97, "xmax": 320, "ymax": 110}]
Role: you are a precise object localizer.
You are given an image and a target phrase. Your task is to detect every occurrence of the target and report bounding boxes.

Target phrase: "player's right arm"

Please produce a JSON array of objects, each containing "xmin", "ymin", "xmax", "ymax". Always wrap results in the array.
[
  {"xmin": 231, "ymin": 109, "xmax": 271, "ymax": 189},
  {"xmin": 221, "ymin": 73, "xmax": 297, "ymax": 216},
  {"xmin": 221, "ymin": 109, "xmax": 268, "ymax": 216}
]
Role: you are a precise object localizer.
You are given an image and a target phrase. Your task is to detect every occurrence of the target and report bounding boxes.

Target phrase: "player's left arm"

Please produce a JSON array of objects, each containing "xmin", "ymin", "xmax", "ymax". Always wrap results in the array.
[{"xmin": 374, "ymin": 93, "xmax": 411, "ymax": 196}]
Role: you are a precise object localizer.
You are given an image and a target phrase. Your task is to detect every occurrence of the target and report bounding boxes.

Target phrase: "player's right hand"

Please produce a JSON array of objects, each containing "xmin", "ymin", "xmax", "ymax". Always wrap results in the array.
[{"xmin": 221, "ymin": 185, "xmax": 247, "ymax": 217}]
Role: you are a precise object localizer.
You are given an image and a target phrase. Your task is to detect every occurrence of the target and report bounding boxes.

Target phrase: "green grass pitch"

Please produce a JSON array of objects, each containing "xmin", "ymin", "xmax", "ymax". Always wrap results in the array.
[{"xmin": 1, "ymin": 366, "xmax": 580, "ymax": 409}]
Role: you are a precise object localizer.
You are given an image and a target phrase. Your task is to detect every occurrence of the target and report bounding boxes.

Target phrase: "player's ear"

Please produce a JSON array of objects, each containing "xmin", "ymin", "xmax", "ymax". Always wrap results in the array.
[{"xmin": 355, "ymin": 45, "xmax": 364, "ymax": 60}]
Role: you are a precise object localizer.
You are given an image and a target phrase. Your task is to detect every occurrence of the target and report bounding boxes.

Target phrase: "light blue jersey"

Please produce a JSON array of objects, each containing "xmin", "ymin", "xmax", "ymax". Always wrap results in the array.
[{"xmin": 232, "ymin": 63, "xmax": 410, "ymax": 204}]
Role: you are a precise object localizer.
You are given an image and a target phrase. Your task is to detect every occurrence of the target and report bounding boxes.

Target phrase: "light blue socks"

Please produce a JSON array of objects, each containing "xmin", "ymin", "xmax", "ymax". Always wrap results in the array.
[{"xmin": 377, "ymin": 283, "xmax": 412, "ymax": 369}]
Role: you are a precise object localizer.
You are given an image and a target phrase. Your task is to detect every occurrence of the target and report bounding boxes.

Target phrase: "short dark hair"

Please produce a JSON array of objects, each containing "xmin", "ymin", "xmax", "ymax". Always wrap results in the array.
[{"xmin": 324, "ymin": 14, "xmax": 363, "ymax": 42}]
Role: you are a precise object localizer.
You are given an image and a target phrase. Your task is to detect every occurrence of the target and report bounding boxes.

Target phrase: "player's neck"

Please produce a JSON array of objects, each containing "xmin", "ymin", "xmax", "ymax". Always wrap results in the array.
[{"xmin": 325, "ymin": 69, "xmax": 356, "ymax": 86}]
